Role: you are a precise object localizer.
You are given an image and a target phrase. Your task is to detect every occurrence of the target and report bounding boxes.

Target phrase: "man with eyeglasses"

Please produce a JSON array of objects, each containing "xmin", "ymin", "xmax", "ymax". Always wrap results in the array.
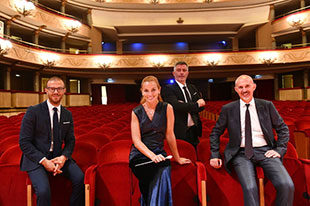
[{"xmin": 19, "ymin": 76, "xmax": 84, "ymax": 206}]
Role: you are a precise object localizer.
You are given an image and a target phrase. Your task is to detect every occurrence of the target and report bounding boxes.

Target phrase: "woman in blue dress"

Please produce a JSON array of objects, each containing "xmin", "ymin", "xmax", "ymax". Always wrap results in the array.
[{"xmin": 129, "ymin": 75, "xmax": 191, "ymax": 206}]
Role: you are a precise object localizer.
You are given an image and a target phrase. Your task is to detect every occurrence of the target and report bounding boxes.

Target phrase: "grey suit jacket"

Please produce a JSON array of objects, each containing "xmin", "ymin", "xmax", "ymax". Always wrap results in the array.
[
  {"xmin": 210, "ymin": 98, "xmax": 289, "ymax": 173},
  {"xmin": 19, "ymin": 101, "xmax": 75, "ymax": 172}
]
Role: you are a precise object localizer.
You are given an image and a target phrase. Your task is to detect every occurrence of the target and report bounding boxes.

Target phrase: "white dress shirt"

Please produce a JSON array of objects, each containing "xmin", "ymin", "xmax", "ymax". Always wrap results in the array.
[
  {"xmin": 175, "ymin": 80, "xmax": 194, "ymax": 127},
  {"xmin": 240, "ymin": 98, "xmax": 267, "ymax": 148},
  {"xmin": 39, "ymin": 100, "xmax": 61, "ymax": 163}
]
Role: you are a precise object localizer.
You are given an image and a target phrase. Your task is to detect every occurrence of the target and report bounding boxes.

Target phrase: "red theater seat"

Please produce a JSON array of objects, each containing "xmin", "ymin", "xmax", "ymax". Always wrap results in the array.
[
  {"xmin": 77, "ymin": 124, "xmax": 98, "ymax": 132},
  {"xmin": 0, "ymin": 145, "xmax": 22, "ymax": 165},
  {"xmin": 85, "ymin": 140, "xmax": 139, "ymax": 206},
  {"xmin": 105, "ymin": 122, "xmax": 128, "ymax": 131},
  {"xmin": 164, "ymin": 139, "xmax": 207, "ymax": 206},
  {"xmin": 112, "ymin": 131, "xmax": 132, "ymax": 141},
  {"xmin": 74, "ymin": 127, "xmax": 89, "ymax": 137},
  {"xmin": 0, "ymin": 164, "xmax": 28, "ymax": 206},
  {"xmin": 0, "ymin": 135, "xmax": 19, "ymax": 157},
  {"xmin": 72, "ymin": 142, "xmax": 98, "ymax": 172},
  {"xmin": 0, "ymin": 129, "xmax": 20, "ymax": 139},
  {"xmin": 91, "ymin": 127, "xmax": 118, "ymax": 139},
  {"xmin": 294, "ymin": 119, "xmax": 310, "ymax": 159},
  {"xmin": 76, "ymin": 132, "xmax": 110, "ymax": 150},
  {"xmin": 197, "ymin": 138, "xmax": 244, "ymax": 206}
]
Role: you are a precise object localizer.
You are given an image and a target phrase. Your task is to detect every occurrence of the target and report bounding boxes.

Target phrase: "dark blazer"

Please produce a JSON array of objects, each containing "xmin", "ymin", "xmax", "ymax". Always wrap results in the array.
[
  {"xmin": 162, "ymin": 82, "xmax": 205, "ymax": 140},
  {"xmin": 19, "ymin": 101, "xmax": 75, "ymax": 172},
  {"xmin": 210, "ymin": 98, "xmax": 289, "ymax": 173}
]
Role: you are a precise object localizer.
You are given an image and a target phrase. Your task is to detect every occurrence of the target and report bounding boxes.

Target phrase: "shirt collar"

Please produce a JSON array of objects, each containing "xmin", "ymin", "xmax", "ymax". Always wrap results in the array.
[
  {"xmin": 47, "ymin": 99, "xmax": 61, "ymax": 112},
  {"xmin": 175, "ymin": 80, "xmax": 187, "ymax": 89},
  {"xmin": 240, "ymin": 98, "xmax": 255, "ymax": 108}
]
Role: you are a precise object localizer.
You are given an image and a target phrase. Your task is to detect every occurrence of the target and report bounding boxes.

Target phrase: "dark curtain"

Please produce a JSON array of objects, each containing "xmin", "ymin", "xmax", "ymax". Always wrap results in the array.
[
  {"xmin": 91, "ymin": 84, "xmax": 102, "ymax": 105},
  {"xmin": 254, "ymin": 79, "xmax": 274, "ymax": 100}
]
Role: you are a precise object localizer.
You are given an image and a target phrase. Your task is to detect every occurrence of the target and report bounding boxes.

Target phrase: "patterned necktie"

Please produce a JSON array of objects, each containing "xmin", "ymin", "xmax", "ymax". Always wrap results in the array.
[
  {"xmin": 245, "ymin": 104, "xmax": 254, "ymax": 159},
  {"xmin": 52, "ymin": 107, "xmax": 59, "ymax": 152},
  {"xmin": 182, "ymin": 86, "xmax": 191, "ymax": 102}
]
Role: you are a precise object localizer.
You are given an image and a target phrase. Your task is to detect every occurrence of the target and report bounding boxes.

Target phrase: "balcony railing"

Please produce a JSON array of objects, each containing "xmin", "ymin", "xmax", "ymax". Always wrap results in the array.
[
  {"xmin": 275, "ymin": 6, "xmax": 310, "ymax": 20},
  {"xmin": 30, "ymin": 1, "xmax": 88, "ymax": 25},
  {"xmin": 6, "ymin": 33, "xmax": 310, "ymax": 55}
]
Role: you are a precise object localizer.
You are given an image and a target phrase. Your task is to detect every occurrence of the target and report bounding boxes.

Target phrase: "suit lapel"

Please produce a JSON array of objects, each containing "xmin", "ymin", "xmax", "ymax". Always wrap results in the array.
[
  {"xmin": 234, "ymin": 101, "xmax": 242, "ymax": 142},
  {"xmin": 60, "ymin": 105, "xmax": 64, "ymax": 124},
  {"xmin": 59, "ymin": 106, "xmax": 66, "ymax": 141},
  {"xmin": 173, "ymin": 82, "xmax": 186, "ymax": 102},
  {"xmin": 255, "ymin": 99, "xmax": 268, "ymax": 137},
  {"xmin": 42, "ymin": 101, "xmax": 51, "ymax": 140},
  {"xmin": 187, "ymin": 84, "xmax": 194, "ymax": 95}
]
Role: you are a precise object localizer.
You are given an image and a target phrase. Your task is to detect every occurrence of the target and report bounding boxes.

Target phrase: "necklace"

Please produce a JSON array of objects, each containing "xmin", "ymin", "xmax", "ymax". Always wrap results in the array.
[
  {"xmin": 144, "ymin": 103, "xmax": 155, "ymax": 117},
  {"xmin": 147, "ymin": 110, "xmax": 154, "ymax": 116}
]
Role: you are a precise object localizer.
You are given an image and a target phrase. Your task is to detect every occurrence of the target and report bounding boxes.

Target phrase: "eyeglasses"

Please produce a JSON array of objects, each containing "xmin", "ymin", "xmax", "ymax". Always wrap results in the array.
[{"xmin": 47, "ymin": 87, "xmax": 65, "ymax": 93}]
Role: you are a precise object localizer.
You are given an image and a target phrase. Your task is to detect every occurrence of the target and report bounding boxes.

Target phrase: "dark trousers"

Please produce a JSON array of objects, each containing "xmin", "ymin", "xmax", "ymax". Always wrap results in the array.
[
  {"xmin": 184, "ymin": 125, "xmax": 199, "ymax": 148},
  {"xmin": 28, "ymin": 159, "xmax": 85, "ymax": 206},
  {"xmin": 232, "ymin": 146, "xmax": 294, "ymax": 206}
]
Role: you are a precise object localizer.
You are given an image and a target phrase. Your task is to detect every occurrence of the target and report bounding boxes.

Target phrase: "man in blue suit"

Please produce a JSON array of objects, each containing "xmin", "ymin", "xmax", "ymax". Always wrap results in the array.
[
  {"xmin": 209, "ymin": 75, "xmax": 294, "ymax": 206},
  {"xmin": 19, "ymin": 76, "xmax": 84, "ymax": 206}
]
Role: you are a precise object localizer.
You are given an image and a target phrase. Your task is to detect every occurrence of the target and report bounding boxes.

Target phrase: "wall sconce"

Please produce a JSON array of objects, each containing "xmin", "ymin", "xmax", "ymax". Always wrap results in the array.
[
  {"xmin": 259, "ymin": 52, "xmax": 278, "ymax": 65},
  {"xmin": 287, "ymin": 14, "xmax": 307, "ymax": 27},
  {"xmin": 149, "ymin": 55, "xmax": 167, "ymax": 68},
  {"xmin": 203, "ymin": 54, "xmax": 221, "ymax": 66},
  {"xmin": 14, "ymin": 0, "xmax": 35, "ymax": 17},
  {"xmin": 150, "ymin": 0, "xmax": 159, "ymax": 4},
  {"xmin": 0, "ymin": 39, "xmax": 13, "ymax": 55},
  {"xmin": 64, "ymin": 20, "xmax": 82, "ymax": 33},
  {"xmin": 176, "ymin": 17, "xmax": 184, "ymax": 24},
  {"xmin": 39, "ymin": 53, "xmax": 59, "ymax": 67},
  {"xmin": 95, "ymin": 56, "xmax": 113, "ymax": 69}
]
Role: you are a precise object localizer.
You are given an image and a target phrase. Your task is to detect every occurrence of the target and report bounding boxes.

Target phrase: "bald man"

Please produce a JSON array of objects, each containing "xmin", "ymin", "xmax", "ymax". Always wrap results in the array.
[{"xmin": 209, "ymin": 75, "xmax": 294, "ymax": 206}]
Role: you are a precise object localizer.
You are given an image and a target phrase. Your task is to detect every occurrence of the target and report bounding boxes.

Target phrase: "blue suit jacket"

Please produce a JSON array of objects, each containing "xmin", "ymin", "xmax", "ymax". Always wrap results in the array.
[
  {"xmin": 19, "ymin": 101, "xmax": 75, "ymax": 172},
  {"xmin": 210, "ymin": 98, "xmax": 289, "ymax": 173}
]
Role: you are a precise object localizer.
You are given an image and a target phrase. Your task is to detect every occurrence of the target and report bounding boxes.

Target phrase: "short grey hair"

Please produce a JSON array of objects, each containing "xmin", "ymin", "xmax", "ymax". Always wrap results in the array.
[
  {"xmin": 173, "ymin": 61, "xmax": 189, "ymax": 72},
  {"xmin": 234, "ymin": 75, "xmax": 254, "ymax": 86}
]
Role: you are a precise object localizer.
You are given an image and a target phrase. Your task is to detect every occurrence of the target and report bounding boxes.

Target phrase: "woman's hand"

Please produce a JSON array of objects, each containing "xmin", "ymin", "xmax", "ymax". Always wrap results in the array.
[
  {"xmin": 151, "ymin": 154, "xmax": 166, "ymax": 163},
  {"xmin": 176, "ymin": 157, "xmax": 191, "ymax": 165}
]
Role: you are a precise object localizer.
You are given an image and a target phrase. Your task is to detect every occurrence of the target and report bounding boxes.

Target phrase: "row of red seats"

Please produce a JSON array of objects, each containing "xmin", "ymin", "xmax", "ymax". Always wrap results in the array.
[
  {"xmin": 1, "ymin": 102, "xmax": 310, "ymax": 205},
  {"xmin": 0, "ymin": 140, "xmax": 207, "ymax": 206},
  {"xmin": 1, "ymin": 137, "xmax": 309, "ymax": 206}
]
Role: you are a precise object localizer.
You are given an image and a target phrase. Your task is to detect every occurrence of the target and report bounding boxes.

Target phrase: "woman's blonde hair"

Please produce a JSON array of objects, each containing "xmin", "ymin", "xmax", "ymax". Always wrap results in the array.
[{"xmin": 140, "ymin": 75, "xmax": 163, "ymax": 104}]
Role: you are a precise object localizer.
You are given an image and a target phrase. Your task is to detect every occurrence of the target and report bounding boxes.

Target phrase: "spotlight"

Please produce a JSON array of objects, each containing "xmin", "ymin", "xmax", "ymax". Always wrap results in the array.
[
  {"xmin": 255, "ymin": 75, "xmax": 262, "ymax": 79},
  {"xmin": 106, "ymin": 78, "xmax": 114, "ymax": 83}
]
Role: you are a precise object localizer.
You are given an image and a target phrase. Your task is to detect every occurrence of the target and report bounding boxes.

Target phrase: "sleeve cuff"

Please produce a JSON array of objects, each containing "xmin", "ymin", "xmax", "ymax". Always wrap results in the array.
[{"xmin": 39, "ymin": 157, "xmax": 46, "ymax": 164}]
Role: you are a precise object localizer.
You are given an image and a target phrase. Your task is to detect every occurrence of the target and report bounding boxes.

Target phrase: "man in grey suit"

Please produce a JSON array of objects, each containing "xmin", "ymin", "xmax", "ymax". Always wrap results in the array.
[
  {"xmin": 209, "ymin": 75, "xmax": 294, "ymax": 206},
  {"xmin": 19, "ymin": 76, "xmax": 84, "ymax": 206}
]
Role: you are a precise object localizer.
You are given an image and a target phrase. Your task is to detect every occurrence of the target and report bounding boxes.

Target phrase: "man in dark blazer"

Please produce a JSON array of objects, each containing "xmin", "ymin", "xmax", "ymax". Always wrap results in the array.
[
  {"xmin": 209, "ymin": 75, "xmax": 294, "ymax": 206},
  {"xmin": 162, "ymin": 61, "xmax": 205, "ymax": 148},
  {"xmin": 19, "ymin": 76, "xmax": 84, "ymax": 206}
]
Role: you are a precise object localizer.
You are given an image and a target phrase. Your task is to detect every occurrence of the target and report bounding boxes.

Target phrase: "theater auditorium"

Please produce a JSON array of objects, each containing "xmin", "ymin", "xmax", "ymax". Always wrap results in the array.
[{"xmin": 0, "ymin": 0, "xmax": 310, "ymax": 205}]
